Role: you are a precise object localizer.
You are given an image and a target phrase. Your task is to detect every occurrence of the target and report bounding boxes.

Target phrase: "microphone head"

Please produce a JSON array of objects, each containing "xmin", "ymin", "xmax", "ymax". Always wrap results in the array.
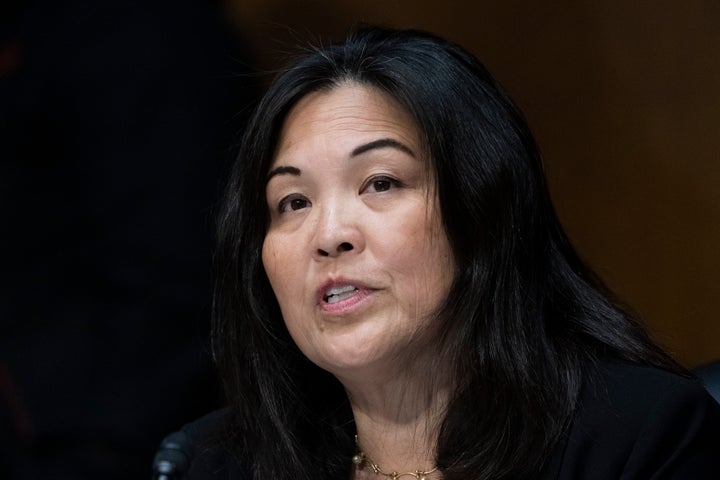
[{"xmin": 152, "ymin": 431, "xmax": 193, "ymax": 479}]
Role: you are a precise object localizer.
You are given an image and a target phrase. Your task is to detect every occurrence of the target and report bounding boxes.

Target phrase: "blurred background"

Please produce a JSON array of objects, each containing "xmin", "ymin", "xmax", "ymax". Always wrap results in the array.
[{"xmin": 1, "ymin": 0, "xmax": 718, "ymax": 478}]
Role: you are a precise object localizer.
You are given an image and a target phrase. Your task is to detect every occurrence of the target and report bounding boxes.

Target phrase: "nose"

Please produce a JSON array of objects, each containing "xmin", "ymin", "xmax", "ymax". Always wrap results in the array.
[{"xmin": 312, "ymin": 203, "xmax": 365, "ymax": 259}]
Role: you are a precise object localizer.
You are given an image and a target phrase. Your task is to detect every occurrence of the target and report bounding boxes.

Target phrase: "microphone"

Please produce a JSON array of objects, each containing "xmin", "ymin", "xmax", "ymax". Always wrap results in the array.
[{"xmin": 152, "ymin": 431, "xmax": 193, "ymax": 480}]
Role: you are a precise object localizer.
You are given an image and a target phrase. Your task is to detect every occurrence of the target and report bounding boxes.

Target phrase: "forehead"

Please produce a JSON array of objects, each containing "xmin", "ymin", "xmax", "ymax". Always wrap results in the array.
[{"xmin": 273, "ymin": 83, "xmax": 421, "ymax": 161}]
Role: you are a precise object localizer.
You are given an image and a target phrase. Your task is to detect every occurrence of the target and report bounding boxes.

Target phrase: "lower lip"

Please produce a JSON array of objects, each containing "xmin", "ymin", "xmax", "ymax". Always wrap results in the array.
[{"xmin": 319, "ymin": 288, "xmax": 373, "ymax": 315}]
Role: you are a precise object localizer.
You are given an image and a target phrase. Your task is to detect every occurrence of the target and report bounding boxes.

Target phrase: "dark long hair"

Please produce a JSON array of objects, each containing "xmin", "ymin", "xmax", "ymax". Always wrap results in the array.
[{"xmin": 213, "ymin": 26, "xmax": 681, "ymax": 479}]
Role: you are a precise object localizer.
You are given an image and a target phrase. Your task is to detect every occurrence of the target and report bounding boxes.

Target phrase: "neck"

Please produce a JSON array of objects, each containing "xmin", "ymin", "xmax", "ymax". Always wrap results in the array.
[{"xmin": 338, "ymin": 351, "xmax": 451, "ymax": 478}]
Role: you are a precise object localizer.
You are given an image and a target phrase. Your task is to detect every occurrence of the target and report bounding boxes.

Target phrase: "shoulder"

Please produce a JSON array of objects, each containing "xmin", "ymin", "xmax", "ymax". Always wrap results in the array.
[
  {"xmin": 545, "ymin": 360, "xmax": 720, "ymax": 479},
  {"xmin": 180, "ymin": 408, "xmax": 248, "ymax": 479}
]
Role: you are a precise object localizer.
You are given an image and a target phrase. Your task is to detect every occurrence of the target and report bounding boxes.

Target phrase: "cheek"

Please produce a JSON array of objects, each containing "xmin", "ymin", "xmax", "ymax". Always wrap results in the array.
[
  {"xmin": 426, "ymin": 221, "xmax": 455, "ymax": 293},
  {"xmin": 382, "ymin": 212, "xmax": 454, "ymax": 312},
  {"xmin": 413, "ymin": 238, "xmax": 453, "ymax": 302},
  {"xmin": 261, "ymin": 234, "xmax": 292, "ymax": 306},
  {"xmin": 261, "ymin": 235, "xmax": 279, "ymax": 286},
  {"xmin": 262, "ymin": 234, "xmax": 309, "ymax": 319},
  {"xmin": 262, "ymin": 236, "xmax": 316, "ymax": 356}
]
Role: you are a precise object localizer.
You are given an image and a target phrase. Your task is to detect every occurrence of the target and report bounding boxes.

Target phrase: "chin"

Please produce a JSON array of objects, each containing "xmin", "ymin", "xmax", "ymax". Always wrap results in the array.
[{"xmin": 305, "ymin": 339, "xmax": 384, "ymax": 373}]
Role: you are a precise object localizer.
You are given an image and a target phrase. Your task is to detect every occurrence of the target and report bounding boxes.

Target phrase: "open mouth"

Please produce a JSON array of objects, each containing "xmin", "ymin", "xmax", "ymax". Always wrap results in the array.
[{"xmin": 323, "ymin": 285, "xmax": 359, "ymax": 304}]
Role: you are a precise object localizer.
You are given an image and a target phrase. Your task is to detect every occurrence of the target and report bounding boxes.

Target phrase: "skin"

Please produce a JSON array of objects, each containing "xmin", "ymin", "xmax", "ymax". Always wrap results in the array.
[{"xmin": 262, "ymin": 83, "xmax": 454, "ymax": 477}]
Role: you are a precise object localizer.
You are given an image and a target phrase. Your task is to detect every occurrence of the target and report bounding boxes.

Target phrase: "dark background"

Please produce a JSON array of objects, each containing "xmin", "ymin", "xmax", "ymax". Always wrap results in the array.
[
  {"xmin": 1, "ymin": 0, "xmax": 718, "ymax": 478},
  {"xmin": 1, "ymin": 0, "xmax": 257, "ymax": 477}
]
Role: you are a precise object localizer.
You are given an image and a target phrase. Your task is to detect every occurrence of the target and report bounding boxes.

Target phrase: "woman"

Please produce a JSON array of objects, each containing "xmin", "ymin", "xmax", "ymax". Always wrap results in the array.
[{"xmin": 180, "ymin": 27, "xmax": 720, "ymax": 479}]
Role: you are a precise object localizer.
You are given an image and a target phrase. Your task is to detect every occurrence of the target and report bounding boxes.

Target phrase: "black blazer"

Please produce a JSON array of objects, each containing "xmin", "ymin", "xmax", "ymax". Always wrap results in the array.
[{"xmin": 176, "ymin": 361, "xmax": 720, "ymax": 479}]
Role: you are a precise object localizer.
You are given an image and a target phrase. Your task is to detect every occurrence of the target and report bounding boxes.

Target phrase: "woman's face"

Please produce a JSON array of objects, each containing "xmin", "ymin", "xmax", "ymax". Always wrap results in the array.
[{"xmin": 262, "ymin": 84, "xmax": 455, "ymax": 379}]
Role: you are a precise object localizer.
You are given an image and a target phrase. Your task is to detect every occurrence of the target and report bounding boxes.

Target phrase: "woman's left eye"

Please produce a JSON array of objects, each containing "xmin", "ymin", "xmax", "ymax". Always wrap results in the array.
[{"xmin": 364, "ymin": 176, "xmax": 401, "ymax": 193}]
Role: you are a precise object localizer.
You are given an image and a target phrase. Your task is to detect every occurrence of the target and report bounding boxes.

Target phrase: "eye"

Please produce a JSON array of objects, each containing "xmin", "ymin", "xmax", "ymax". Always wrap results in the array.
[
  {"xmin": 278, "ymin": 194, "xmax": 310, "ymax": 213},
  {"xmin": 364, "ymin": 175, "xmax": 401, "ymax": 193}
]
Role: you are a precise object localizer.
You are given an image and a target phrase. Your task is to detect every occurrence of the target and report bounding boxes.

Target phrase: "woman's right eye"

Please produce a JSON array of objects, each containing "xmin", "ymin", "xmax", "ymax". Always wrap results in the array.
[{"xmin": 278, "ymin": 194, "xmax": 310, "ymax": 213}]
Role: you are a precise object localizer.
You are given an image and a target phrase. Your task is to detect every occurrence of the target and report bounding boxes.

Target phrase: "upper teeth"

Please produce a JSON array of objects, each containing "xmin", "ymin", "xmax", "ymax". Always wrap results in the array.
[{"xmin": 325, "ymin": 285, "xmax": 357, "ymax": 303}]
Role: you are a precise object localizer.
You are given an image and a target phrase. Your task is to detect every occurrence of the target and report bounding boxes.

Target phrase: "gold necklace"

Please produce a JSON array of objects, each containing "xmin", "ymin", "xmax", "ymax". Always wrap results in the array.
[{"xmin": 352, "ymin": 435, "xmax": 439, "ymax": 480}]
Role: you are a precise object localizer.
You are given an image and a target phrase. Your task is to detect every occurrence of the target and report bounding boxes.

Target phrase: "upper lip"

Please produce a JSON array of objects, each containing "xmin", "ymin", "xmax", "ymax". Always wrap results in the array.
[{"xmin": 316, "ymin": 277, "xmax": 373, "ymax": 304}]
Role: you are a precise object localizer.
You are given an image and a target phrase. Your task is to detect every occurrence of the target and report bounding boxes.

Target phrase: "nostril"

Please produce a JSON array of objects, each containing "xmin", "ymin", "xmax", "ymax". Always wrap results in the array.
[{"xmin": 316, "ymin": 243, "xmax": 353, "ymax": 257}]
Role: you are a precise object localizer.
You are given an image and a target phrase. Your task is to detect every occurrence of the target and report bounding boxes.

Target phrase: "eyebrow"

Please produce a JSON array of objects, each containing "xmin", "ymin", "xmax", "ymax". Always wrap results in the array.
[
  {"xmin": 351, "ymin": 138, "xmax": 416, "ymax": 158},
  {"xmin": 266, "ymin": 138, "xmax": 416, "ymax": 184},
  {"xmin": 266, "ymin": 165, "xmax": 301, "ymax": 183}
]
